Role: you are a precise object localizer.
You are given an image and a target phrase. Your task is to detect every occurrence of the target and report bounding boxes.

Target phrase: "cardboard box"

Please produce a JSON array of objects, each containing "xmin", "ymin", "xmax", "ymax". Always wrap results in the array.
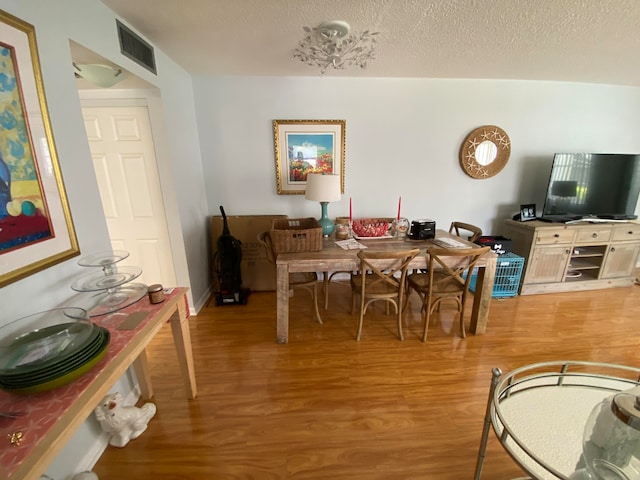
[{"xmin": 211, "ymin": 215, "xmax": 287, "ymax": 291}]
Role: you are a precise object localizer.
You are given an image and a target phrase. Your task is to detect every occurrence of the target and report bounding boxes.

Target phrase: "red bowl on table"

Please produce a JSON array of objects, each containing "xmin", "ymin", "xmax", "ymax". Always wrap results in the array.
[{"xmin": 351, "ymin": 219, "xmax": 390, "ymax": 237}]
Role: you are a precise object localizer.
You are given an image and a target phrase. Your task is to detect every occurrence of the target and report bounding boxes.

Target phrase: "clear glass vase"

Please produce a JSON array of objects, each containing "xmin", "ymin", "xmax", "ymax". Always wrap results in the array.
[{"xmin": 580, "ymin": 392, "xmax": 640, "ymax": 479}]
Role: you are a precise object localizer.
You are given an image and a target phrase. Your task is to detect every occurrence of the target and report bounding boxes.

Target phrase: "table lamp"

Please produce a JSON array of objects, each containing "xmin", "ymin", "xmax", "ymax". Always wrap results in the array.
[{"xmin": 305, "ymin": 173, "xmax": 341, "ymax": 237}]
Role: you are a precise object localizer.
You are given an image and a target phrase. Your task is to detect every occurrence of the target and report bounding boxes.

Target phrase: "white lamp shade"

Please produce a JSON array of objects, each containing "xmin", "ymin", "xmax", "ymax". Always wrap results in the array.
[{"xmin": 305, "ymin": 174, "xmax": 341, "ymax": 202}]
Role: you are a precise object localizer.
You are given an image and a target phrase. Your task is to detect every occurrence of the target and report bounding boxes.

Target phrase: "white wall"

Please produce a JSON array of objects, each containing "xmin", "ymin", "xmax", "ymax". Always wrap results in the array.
[
  {"xmin": 1, "ymin": 0, "xmax": 210, "ymax": 318},
  {"xmin": 0, "ymin": 0, "xmax": 208, "ymax": 477},
  {"xmin": 193, "ymin": 76, "xmax": 640, "ymax": 235},
  {"xmin": 2, "ymin": 0, "xmax": 640, "ymax": 476}
]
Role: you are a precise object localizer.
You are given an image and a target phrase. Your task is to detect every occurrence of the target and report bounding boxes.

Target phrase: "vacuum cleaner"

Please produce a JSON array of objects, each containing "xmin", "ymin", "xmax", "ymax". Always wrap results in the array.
[{"xmin": 213, "ymin": 205, "xmax": 249, "ymax": 305}]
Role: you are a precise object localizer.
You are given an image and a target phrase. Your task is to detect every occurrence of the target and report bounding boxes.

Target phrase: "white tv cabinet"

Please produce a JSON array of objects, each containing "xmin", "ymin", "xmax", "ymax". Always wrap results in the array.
[{"xmin": 503, "ymin": 219, "xmax": 640, "ymax": 295}]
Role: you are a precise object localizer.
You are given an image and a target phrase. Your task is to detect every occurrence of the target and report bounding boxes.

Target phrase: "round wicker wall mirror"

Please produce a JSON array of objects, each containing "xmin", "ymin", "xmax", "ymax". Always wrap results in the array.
[{"xmin": 459, "ymin": 125, "xmax": 511, "ymax": 179}]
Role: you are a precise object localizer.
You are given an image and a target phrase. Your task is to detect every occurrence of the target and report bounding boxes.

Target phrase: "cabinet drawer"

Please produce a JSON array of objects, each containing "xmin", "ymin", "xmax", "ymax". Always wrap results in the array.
[
  {"xmin": 535, "ymin": 228, "xmax": 574, "ymax": 245},
  {"xmin": 575, "ymin": 227, "xmax": 612, "ymax": 243},
  {"xmin": 612, "ymin": 224, "xmax": 640, "ymax": 242}
]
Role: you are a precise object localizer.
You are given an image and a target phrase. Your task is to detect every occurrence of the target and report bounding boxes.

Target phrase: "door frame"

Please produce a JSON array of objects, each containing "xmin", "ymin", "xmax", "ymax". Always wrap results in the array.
[{"xmin": 78, "ymin": 88, "xmax": 193, "ymax": 311}]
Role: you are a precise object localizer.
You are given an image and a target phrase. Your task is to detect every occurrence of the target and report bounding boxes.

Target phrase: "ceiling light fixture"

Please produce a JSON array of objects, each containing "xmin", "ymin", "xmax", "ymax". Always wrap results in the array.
[
  {"xmin": 293, "ymin": 21, "xmax": 379, "ymax": 76},
  {"xmin": 73, "ymin": 63, "xmax": 126, "ymax": 88}
]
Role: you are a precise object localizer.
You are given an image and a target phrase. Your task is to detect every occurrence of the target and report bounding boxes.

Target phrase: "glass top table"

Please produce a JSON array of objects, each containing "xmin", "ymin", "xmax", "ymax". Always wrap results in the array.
[{"xmin": 474, "ymin": 361, "xmax": 640, "ymax": 480}]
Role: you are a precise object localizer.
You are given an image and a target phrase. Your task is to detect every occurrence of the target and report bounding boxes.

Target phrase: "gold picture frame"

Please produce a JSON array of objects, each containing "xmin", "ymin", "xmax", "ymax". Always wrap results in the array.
[
  {"xmin": 0, "ymin": 10, "xmax": 79, "ymax": 287},
  {"xmin": 273, "ymin": 119, "xmax": 346, "ymax": 195}
]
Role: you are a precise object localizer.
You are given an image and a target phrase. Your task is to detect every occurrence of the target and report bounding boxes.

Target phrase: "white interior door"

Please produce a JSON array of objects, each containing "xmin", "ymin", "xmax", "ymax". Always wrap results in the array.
[{"xmin": 81, "ymin": 105, "xmax": 177, "ymax": 287}]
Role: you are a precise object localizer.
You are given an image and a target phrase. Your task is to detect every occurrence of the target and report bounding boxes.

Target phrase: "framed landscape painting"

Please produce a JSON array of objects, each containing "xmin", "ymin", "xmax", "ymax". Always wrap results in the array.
[
  {"xmin": 0, "ymin": 10, "xmax": 79, "ymax": 287},
  {"xmin": 273, "ymin": 119, "xmax": 346, "ymax": 195}
]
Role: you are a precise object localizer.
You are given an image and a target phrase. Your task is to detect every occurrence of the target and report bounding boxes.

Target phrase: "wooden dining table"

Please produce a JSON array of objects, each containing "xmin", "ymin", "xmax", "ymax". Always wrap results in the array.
[{"xmin": 275, "ymin": 230, "xmax": 498, "ymax": 343}]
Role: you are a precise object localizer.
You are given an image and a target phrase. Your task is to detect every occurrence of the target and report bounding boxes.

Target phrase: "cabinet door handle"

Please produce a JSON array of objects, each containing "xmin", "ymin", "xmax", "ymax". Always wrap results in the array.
[
  {"xmin": 554, "ymin": 234, "xmax": 560, "ymax": 238},
  {"xmin": 629, "ymin": 231, "xmax": 634, "ymax": 235},
  {"xmin": 565, "ymin": 249, "xmax": 571, "ymax": 254},
  {"xmin": 610, "ymin": 247, "xmax": 616, "ymax": 252},
  {"xmin": 592, "ymin": 233, "xmax": 598, "ymax": 238}
]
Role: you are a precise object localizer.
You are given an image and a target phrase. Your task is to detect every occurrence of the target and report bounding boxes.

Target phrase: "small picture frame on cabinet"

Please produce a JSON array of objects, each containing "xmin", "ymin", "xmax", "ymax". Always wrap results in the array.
[{"xmin": 519, "ymin": 204, "xmax": 537, "ymax": 221}]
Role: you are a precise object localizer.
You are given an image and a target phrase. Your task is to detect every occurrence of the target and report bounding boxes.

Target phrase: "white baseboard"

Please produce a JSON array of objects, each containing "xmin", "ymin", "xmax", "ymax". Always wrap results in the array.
[{"xmin": 192, "ymin": 284, "xmax": 214, "ymax": 314}]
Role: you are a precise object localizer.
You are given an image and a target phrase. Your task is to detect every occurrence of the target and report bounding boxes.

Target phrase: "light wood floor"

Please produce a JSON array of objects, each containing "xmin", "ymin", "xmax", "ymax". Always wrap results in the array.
[{"xmin": 93, "ymin": 279, "xmax": 640, "ymax": 479}]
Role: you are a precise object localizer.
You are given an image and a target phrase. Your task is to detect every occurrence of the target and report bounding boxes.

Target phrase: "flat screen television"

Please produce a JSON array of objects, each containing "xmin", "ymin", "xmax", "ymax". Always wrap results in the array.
[{"xmin": 541, "ymin": 153, "xmax": 640, "ymax": 222}]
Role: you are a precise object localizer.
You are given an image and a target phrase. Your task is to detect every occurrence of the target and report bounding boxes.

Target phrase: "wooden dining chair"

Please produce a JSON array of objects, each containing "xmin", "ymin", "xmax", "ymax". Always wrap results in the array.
[
  {"xmin": 449, "ymin": 221, "xmax": 483, "ymax": 243},
  {"xmin": 257, "ymin": 231, "xmax": 322, "ymax": 324},
  {"xmin": 324, "ymin": 218, "xmax": 395, "ymax": 311},
  {"xmin": 406, "ymin": 246, "xmax": 490, "ymax": 342},
  {"xmin": 350, "ymin": 248, "xmax": 420, "ymax": 341}
]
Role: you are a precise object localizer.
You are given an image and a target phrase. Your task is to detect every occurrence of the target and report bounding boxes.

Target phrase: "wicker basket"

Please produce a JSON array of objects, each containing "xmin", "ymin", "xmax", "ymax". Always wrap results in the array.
[{"xmin": 271, "ymin": 218, "xmax": 323, "ymax": 253}]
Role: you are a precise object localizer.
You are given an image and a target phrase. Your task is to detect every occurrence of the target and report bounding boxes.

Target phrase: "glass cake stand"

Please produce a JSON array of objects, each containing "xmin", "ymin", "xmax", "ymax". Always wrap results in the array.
[
  {"xmin": 71, "ymin": 250, "xmax": 147, "ymax": 317},
  {"xmin": 474, "ymin": 361, "xmax": 640, "ymax": 480}
]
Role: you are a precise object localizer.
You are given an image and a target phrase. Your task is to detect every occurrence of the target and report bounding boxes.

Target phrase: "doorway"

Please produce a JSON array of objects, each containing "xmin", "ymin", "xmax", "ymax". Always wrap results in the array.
[
  {"xmin": 80, "ymin": 101, "xmax": 177, "ymax": 287},
  {"xmin": 71, "ymin": 41, "xmax": 178, "ymax": 289}
]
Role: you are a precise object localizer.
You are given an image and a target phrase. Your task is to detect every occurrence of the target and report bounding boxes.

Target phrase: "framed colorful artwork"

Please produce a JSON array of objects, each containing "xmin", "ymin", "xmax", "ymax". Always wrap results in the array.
[
  {"xmin": 0, "ymin": 10, "xmax": 79, "ymax": 287},
  {"xmin": 273, "ymin": 119, "xmax": 346, "ymax": 195}
]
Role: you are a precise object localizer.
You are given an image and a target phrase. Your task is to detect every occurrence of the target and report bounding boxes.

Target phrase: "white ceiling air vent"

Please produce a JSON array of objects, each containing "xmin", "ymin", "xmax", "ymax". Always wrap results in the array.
[{"xmin": 116, "ymin": 20, "xmax": 156, "ymax": 75}]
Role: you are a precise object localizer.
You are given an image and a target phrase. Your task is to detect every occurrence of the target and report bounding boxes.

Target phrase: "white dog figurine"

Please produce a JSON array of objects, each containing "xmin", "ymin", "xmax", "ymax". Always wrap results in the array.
[{"xmin": 94, "ymin": 392, "xmax": 157, "ymax": 447}]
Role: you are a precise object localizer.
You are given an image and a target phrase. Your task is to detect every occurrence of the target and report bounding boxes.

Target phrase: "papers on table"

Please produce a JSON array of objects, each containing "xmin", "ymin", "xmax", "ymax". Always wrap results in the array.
[
  {"xmin": 431, "ymin": 237, "xmax": 467, "ymax": 248},
  {"xmin": 335, "ymin": 239, "xmax": 368, "ymax": 250}
]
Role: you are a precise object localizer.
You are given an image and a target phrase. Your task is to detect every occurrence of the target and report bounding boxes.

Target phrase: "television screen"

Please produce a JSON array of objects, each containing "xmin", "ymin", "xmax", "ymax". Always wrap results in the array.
[{"xmin": 541, "ymin": 153, "xmax": 640, "ymax": 221}]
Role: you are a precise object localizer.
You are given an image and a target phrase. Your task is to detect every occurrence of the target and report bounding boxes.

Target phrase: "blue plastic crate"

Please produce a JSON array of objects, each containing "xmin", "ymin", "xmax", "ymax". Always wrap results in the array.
[{"xmin": 468, "ymin": 252, "xmax": 524, "ymax": 298}]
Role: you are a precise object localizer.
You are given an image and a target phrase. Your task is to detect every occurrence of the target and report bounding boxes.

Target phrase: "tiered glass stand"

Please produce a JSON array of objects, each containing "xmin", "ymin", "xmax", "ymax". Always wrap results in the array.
[
  {"xmin": 474, "ymin": 361, "xmax": 640, "ymax": 480},
  {"xmin": 71, "ymin": 250, "xmax": 147, "ymax": 316}
]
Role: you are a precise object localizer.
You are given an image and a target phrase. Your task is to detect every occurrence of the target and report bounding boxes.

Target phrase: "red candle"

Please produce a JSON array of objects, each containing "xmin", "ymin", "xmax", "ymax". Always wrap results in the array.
[
  {"xmin": 349, "ymin": 197, "xmax": 352, "ymax": 223},
  {"xmin": 397, "ymin": 196, "xmax": 401, "ymax": 220}
]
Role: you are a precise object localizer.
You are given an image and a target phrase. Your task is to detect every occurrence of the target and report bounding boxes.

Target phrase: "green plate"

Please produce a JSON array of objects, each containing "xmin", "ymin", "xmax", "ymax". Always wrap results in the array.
[
  {"xmin": 0, "ymin": 325, "xmax": 102, "ymax": 380},
  {"xmin": 0, "ymin": 321, "xmax": 95, "ymax": 374},
  {"xmin": 0, "ymin": 329, "xmax": 110, "ymax": 394},
  {"xmin": 0, "ymin": 328, "xmax": 108, "ymax": 387},
  {"xmin": 0, "ymin": 328, "xmax": 106, "ymax": 386}
]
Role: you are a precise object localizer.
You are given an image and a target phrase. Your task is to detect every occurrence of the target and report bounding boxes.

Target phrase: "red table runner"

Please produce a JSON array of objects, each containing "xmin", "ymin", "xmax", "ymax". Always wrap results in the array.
[{"xmin": 0, "ymin": 287, "xmax": 189, "ymax": 478}]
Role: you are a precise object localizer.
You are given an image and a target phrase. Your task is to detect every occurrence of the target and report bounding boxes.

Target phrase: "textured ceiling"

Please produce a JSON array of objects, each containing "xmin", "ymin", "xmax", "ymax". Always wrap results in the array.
[{"xmin": 98, "ymin": 0, "xmax": 640, "ymax": 86}]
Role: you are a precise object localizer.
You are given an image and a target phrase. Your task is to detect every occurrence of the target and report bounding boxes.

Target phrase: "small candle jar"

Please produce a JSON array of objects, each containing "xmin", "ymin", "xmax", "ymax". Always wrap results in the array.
[
  {"xmin": 392, "ymin": 217, "xmax": 410, "ymax": 238},
  {"xmin": 147, "ymin": 284, "xmax": 164, "ymax": 304},
  {"xmin": 335, "ymin": 217, "xmax": 351, "ymax": 240}
]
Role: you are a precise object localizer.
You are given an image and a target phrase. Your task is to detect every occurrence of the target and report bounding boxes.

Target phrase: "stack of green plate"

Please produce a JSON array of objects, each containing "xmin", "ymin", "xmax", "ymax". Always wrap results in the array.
[{"xmin": 0, "ymin": 308, "xmax": 110, "ymax": 394}]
